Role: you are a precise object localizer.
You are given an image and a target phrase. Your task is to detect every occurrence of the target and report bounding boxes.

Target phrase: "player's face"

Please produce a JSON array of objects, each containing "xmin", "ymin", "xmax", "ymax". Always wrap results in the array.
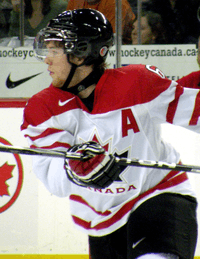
[
  {"xmin": 132, "ymin": 16, "xmax": 155, "ymax": 44},
  {"xmin": 44, "ymin": 41, "xmax": 71, "ymax": 88}
]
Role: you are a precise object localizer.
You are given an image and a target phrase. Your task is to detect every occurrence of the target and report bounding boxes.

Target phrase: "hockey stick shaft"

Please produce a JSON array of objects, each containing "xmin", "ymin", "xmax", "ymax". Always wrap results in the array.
[
  {"xmin": 0, "ymin": 144, "xmax": 200, "ymax": 173},
  {"xmin": 115, "ymin": 157, "xmax": 200, "ymax": 174},
  {"xmin": 0, "ymin": 144, "xmax": 78, "ymax": 159}
]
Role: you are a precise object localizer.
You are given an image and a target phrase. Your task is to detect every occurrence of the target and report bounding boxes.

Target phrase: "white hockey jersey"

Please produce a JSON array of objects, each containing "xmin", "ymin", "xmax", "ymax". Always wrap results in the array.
[{"xmin": 21, "ymin": 64, "xmax": 200, "ymax": 236}]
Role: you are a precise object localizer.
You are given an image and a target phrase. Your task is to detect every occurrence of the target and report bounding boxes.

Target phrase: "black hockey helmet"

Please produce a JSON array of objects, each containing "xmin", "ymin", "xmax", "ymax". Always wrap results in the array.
[{"xmin": 33, "ymin": 9, "xmax": 114, "ymax": 65}]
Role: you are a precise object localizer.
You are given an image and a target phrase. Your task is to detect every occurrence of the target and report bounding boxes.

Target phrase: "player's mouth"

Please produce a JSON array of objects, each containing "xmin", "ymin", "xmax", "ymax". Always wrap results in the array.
[{"xmin": 48, "ymin": 70, "xmax": 54, "ymax": 76}]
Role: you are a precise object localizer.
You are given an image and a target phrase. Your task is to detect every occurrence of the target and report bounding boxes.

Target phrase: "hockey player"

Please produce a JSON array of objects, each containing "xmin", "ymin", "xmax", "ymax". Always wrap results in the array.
[{"xmin": 21, "ymin": 9, "xmax": 199, "ymax": 259}]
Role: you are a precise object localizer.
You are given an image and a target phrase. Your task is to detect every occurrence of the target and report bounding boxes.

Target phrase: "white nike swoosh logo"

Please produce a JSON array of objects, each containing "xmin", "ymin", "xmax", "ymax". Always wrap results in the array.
[
  {"xmin": 58, "ymin": 97, "xmax": 75, "ymax": 106},
  {"xmin": 132, "ymin": 237, "xmax": 146, "ymax": 249}
]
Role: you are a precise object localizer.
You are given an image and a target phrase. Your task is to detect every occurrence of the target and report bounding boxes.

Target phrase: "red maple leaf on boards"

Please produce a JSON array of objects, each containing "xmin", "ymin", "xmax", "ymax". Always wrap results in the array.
[{"xmin": 0, "ymin": 163, "xmax": 15, "ymax": 197}]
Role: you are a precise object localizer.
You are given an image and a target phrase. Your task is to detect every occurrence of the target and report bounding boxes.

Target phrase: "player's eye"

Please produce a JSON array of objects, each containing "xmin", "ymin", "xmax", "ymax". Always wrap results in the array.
[{"xmin": 48, "ymin": 48, "xmax": 64, "ymax": 57}]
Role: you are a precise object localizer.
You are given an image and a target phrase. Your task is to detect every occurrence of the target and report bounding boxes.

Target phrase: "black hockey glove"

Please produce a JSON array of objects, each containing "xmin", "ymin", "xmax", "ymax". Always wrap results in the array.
[{"xmin": 64, "ymin": 141, "xmax": 121, "ymax": 189}]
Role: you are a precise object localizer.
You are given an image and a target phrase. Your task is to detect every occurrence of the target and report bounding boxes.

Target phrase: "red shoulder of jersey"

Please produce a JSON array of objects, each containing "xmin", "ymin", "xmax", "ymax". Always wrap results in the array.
[
  {"xmin": 177, "ymin": 70, "xmax": 200, "ymax": 89},
  {"xmin": 21, "ymin": 85, "xmax": 77, "ymax": 129},
  {"xmin": 93, "ymin": 64, "xmax": 172, "ymax": 113}
]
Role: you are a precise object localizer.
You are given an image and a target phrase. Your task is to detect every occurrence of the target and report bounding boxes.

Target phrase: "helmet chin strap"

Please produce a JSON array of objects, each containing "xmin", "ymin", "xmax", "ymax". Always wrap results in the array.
[
  {"xmin": 61, "ymin": 63, "xmax": 78, "ymax": 92},
  {"xmin": 61, "ymin": 55, "xmax": 103, "ymax": 95}
]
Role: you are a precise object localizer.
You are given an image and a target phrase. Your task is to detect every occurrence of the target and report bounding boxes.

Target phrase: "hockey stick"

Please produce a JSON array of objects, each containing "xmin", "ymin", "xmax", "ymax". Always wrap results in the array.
[
  {"xmin": 0, "ymin": 144, "xmax": 79, "ymax": 159},
  {"xmin": 0, "ymin": 144, "xmax": 200, "ymax": 173}
]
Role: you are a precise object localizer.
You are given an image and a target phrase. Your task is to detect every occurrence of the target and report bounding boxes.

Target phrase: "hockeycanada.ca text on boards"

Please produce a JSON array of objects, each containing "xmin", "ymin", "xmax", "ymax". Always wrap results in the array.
[
  {"xmin": 0, "ymin": 48, "xmax": 34, "ymax": 59},
  {"xmin": 108, "ymin": 47, "xmax": 197, "ymax": 59}
]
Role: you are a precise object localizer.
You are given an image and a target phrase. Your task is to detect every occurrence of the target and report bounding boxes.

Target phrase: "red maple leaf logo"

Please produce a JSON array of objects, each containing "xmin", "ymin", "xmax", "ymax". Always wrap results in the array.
[
  {"xmin": 92, "ymin": 135, "xmax": 109, "ymax": 151},
  {"xmin": 0, "ymin": 163, "xmax": 15, "ymax": 197}
]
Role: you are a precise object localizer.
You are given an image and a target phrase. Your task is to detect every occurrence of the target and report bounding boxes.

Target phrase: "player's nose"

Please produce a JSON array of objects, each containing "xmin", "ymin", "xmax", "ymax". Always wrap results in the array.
[{"xmin": 44, "ymin": 56, "xmax": 52, "ymax": 65}]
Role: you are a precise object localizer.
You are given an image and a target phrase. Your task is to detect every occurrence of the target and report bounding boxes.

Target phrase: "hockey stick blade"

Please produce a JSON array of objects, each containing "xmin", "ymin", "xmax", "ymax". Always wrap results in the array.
[{"xmin": 0, "ymin": 144, "xmax": 200, "ymax": 173}]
